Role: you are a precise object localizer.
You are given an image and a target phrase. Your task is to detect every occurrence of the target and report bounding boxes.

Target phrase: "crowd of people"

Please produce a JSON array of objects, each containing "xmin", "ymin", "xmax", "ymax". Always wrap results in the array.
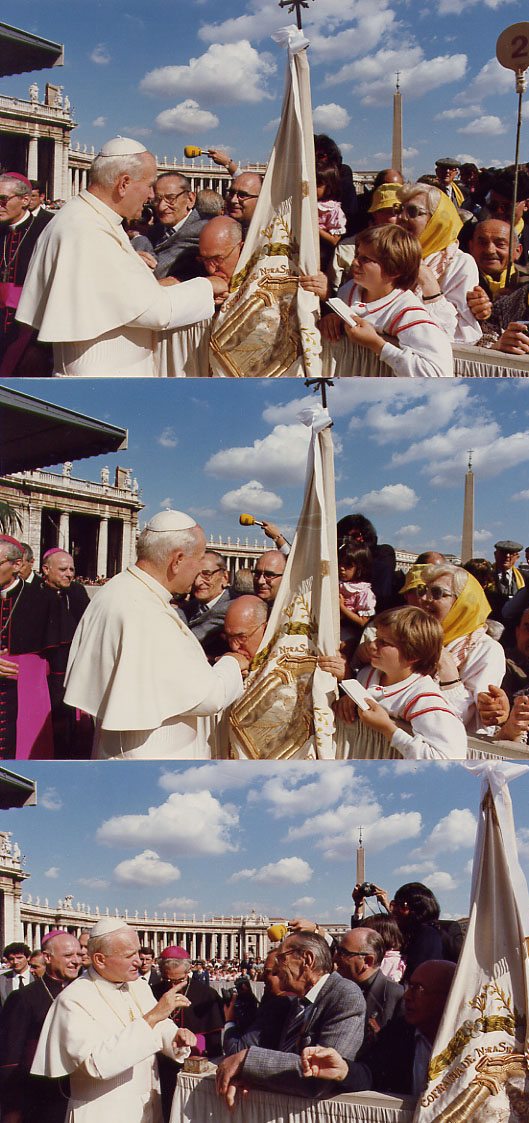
[
  {"xmin": 0, "ymin": 880, "xmax": 464, "ymax": 1120},
  {"xmin": 2, "ymin": 509, "xmax": 529, "ymax": 759},
  {"xmin": 2, "ymin": 138, "xmax": 529, "ymax": 376}
]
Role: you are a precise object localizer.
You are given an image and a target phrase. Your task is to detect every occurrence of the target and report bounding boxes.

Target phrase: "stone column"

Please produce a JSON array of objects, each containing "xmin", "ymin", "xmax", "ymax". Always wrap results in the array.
[
  {"xmin": 58, "ymin": 512, "xmax": 69, "ymax": 550},
  {"xmin": 97, "ymin": 516, "xmax": 108, "ymax": 578},
  {"xmin": 27, "ymin": 134, "xmax": 39, "ymax": 180}
]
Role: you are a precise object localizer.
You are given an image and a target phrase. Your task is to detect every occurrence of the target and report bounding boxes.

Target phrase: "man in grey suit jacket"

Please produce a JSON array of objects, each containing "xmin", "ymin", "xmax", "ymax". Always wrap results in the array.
[
  {"xmin": 148, "ymin": 173, "xmax": 208, "ymax": 280},
  {"xmin": 216, "ymin": 931, "xmax": 370, "ymax": 1106},
  {"xmin": 335, "ymin": 928, "xmax": 404, "ymax": 1040},
  {"xmin": 180, "ymin": 551, "xmax": 238, "ymax": 660}
]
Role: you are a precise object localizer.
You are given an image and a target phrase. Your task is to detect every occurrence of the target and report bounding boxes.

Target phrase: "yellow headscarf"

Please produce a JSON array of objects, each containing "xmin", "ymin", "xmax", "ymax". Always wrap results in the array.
[
  {"xmin": 440, "ymin": 570, "xmax": 491, "ymax": 646},
  {"xmin": 419, "ymin": 192, "xmax": 463, "ymax": 258}
]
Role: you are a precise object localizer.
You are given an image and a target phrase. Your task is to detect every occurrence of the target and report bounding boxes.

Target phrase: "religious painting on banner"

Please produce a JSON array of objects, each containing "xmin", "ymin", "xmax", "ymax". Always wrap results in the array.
[
  {"xmin": 414, "ymin": 762, "xmax": 529, "ymax": 1123},
  {"xmin": 226, "ymin": 407, "xmax": 339, "ymax": 759},
  {"xmin": 209, "ymin": 25, "xmax": 321, "ymax": 378}
]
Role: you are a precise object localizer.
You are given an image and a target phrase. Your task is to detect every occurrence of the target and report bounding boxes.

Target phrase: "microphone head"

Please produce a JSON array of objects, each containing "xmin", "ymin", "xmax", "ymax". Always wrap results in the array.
[
  {"xmin": 267, "ymin": 923, "xmax": 288, "ymax": 943},
  {"xmin": 239, "ymin": 513, "xmax": 256, "ymax": 526},
  {"xmin": 184, "ymin": 145, "xmax": 202, "ymax": 158}
]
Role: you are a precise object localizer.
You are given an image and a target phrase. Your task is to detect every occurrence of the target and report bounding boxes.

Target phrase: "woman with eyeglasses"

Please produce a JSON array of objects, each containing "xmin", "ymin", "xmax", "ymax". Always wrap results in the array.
[
  {"xmin": 397, "ymin": 183, "xmax": 481, "ymax": 344},
  {"xmin": 412, "ymin": 563, "xmax": 505, "ymax": 733}
]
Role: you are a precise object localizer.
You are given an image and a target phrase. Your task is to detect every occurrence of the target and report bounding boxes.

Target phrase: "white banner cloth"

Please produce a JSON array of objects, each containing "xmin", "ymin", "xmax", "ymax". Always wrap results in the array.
[
  {"xmin": 226, "ymin": 407, "xmax": 339, "ymax": 758},
  {"xmin": 209, "ymin": 26, "xmax": 321, "ymax": 378},
  {"xmin": 413, "ymin": 763, "xmax": 529, "ymax": 1123}
]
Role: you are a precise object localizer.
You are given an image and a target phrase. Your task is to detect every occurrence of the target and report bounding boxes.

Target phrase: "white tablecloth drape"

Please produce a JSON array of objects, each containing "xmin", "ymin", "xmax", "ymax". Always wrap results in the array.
[{"xmin": 170, "ymin": 1070, "xmax": 416, "ymax": 1123}]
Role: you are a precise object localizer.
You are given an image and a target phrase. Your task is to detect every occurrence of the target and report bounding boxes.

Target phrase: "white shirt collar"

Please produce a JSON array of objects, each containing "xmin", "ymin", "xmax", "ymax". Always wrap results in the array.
[{"xmin": 304, "ymin": 972, "xmax": 329, "ymax": 1004}]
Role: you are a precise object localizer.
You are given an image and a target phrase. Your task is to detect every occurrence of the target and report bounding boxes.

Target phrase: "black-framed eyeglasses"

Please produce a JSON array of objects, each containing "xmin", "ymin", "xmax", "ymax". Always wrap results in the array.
[
  {"xmin": 335, "ymin": 947, "xmax": 369, "ymax": 960},
  {"xmin": 415, "ymin": 584, "xmax": 456, "ymax": 602},
  {"xmin": 153, "ymin": 190, "xmax": 188, "ymax": 205},
  {"xmin": 195, "ymin": 567, "xmax": 224, "ymax": 581},
  {"xmin": 254, "ymin": 569, "xmax": 282, "ymax": 581},
  {"xmin": 226, "ymin": 188, "xmax": 260, "ymax": 200}
]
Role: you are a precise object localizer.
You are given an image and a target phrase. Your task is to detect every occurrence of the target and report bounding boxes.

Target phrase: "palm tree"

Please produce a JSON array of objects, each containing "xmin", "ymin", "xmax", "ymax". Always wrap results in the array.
[{"xmin": 0, "ymin": 501, "xmax": 22, "ymax": 535}]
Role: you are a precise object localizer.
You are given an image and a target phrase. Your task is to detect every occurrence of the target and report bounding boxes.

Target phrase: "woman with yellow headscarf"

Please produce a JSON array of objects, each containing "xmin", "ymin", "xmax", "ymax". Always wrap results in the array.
[
  {"xmin": 397, "ymin": 183, "xmax": 481, "ymax": 343},
  {"xmin": 414, "ymin": 563, "xmax": 505, "ymax": 733}
]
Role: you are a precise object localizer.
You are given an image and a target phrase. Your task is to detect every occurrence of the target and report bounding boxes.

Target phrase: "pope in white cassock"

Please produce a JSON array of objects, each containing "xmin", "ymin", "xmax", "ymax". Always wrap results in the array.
[
  {"xmin": 63, "ymin": 510, "xmax": 248, "ymax": 759},
  {"xmin": 31, "ymin": 917, "xmax": 196, "ymax": 1123},
  {"xmin": 16, "ymin": 137, "xmax": 227, "ymax": 376}
]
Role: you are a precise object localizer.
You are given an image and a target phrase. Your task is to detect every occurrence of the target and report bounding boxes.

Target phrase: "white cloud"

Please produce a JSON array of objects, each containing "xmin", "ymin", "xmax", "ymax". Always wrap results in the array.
[
  {"xmin": 220, "ymin": 479, "xmax": 282, "ymax": 513},
  {"xmin": 158, "ymin": 427, "xmax": 178, "ymax": 448},
  {"xmin": 249, "ymin": 762, "xmax": 363, "ymax": 818},
  {"xmin": 396, "ymin": 524, "xmax": 421, "ymax": 537},
  {"xmin": 402, "ymin": 146, "xmax": 419, "ymax": 159},
  {"xmin": 286, "ymin": 803, "xmax": 422, "ymax": 860},
  {"xmin": 155, "ymin": 100, "xmax": 219, "ymax": 135},
  {"xmin": 114, "ymin": 850, "xmax": 181, "ymax": 887},
  {"xmin": 255, "ymin": 857, "xmax": 312, "ymax": 885},
  {"xmin": 40, "ymin": 787, "xmax": 62, "ymax": 811},
  {"xmin": 457, "ymin": 58, "xmax": 513, "ymax": 104},
  {"xmin": 140, "ymin": 42, "xmax": 277, "ymax": 106},
  {"xmin": 78, "ymin": 877, "xmax": 109, "ymax": 889},
  {"xmin": 44, "ymin": 867, "xmax": 59, "ymax": 878},
  {"xmin": 292, "ymin": 896, "xmax": 316, "ymax": 908},
  {"xmin": 312, "ymin": 104, "xmax": 351, "ymax": 131},
  {"xmin": 419, "ymin": 808, "xmax": 477, "ymax": 856},
  {"xmin": 513, "ymin": 489, "xmax": 529, "ymax": 501},
  {"xmin": 429, "ymin": 432, "xmax": 529, "ymax": 487},
  {"xmin": 228, "ymin": 868, "xmax": 257, "ymax": 883},
  {"xmin": 458, "ymin": 115, "xmax": 503, "ymax": 136},
  {"xmin": 435, "ymin": 105, "xmax": 481, "ymax": 120},
  {"xmin": 92, "ymin": 116, "xmax": 107, "ymax": 127},
  {"xmin": 327, "ymin": 48, "xmax": 467, "ymax": 106},
  {"xmin": 159, "ymin": 761, "xmax": 273, "ymax": 794},
  {"xmin": 159, "ymin": 896, "xmax": 198, "ymax": 910},
  {"xmin": 188, "ymin": 506, "xmax": 216, "ymax": 518},
  {"xmin": 342, "ymin": 484, "xmax": 418, "ymax": 514},
  {"xmin": 424, "ymin": 870, "xmax": 459, "ymax": 892},
  {"xmin": 206, "ymin": 423, "xmax": 312, "ymax": 487},
  {"xmin": 90, "ymin": 44, "xmax": 111, "ymax": 64},
  {"xmin": 121, "ymin": 126, "xmax": 152, "ymax": 138},
  {"xmin": 96, "ymin": 791, "xmax": 239, "ymax": 856},
  {"xmin": 159, "ymin": 497, "xmax": 174, "ymax": 509},
  {"xmin": 263, "ymin": 117, "xmax": 280, "ymax": 133}
]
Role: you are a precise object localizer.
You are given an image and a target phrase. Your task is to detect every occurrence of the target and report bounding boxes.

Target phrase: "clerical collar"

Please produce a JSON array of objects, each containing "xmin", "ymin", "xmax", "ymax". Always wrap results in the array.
[
  {"xmin": 42, "ymin": 972, "xmax": 70, "ymax": 997},
  {"xmin": 6, "ymin": 210, "xmax": 31, "ymax": 230},
  {"xmin": 1, "ymin": 577, "xmax": 20, "ymax": 598}
]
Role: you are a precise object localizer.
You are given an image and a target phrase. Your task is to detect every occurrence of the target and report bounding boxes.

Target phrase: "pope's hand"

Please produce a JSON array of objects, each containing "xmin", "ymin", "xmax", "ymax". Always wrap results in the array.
[
  {"xmin": 0, "ymin": 651, "xmax": 18, "ymax": 678},
  {"xmin": 318, "ymin": 652, "xmax": 348, "ymax": 680},
  {"xmin": 225, "ymin": 651, "xmax": 251, "ymax": 677},
  {"xmin": 137, "ymin": 250, "xmax": 158, "ymax": 271},
  {"xmin": 144, "ymin": 985, "xmax": 191, "ymax": 1027},
  {"xmin": 172, "ymin": 1027, "xmax": 197, "ymax": 1052},
  {"xmin": 208, "ymin": 276, "xmax": 229, "ymax": 305}
]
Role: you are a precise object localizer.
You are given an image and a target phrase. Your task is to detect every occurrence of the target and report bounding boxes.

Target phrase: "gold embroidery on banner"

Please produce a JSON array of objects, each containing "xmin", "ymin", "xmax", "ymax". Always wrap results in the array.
[
  {"xmin": 228, "ymin": 653, "xmax": 316, "ymax": 759},
  {"xmin": 210, "ymin": 273, "xmax": 302, "ymax": 378}
]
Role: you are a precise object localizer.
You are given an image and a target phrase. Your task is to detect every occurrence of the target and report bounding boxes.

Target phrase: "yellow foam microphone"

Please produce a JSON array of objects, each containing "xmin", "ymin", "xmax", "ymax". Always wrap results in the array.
[
  {"xmin": 239, "ymin": 513, "xmax": 264, "ymax": 528},
  {"xmin": 184, "ymin": 145, "xmax": 204, "ymax": 158},
  {"xmin": 267, "ymin": 923, "xmax": 288, "ymax": 943}
]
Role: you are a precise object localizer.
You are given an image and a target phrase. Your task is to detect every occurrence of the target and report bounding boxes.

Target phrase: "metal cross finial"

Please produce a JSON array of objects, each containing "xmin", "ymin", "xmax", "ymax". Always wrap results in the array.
[
  {"xmin": 305, "ymin": 377, "xmax": 334, "ymax": 408},
  {"xmin": 278, "ymin": 0, "xmax": 315, "ymax": 31},
  {"xmin": 468, "ymin": 448, "xmax": 473, "ymax": 470},
  {"xmin": 395, "ymin": 71, "xmax": 400, "ymax": 91}
]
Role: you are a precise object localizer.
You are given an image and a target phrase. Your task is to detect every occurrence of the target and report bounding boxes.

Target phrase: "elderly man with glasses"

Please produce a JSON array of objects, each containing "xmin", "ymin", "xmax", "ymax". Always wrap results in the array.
[
  {"xmin": 253, "ymin": 551, "xmax": 287, "ymax": 610},
  {"xmin": 179, "ymin": 551, "xmax": 239, "ymax": 661},
  {"xmin": 335, "ymin": 929, "xmax": 404, "ymax": 1042},
  {"xmin": 215, "ymin": 930, "xmax": 368, "ymax": 1107},
  {"xmin": 225, "ymin": 172, "xmax": 263, "ymax": 232},
  {"xmin": 140, "ymin": 172, "xmax": 208, "ymax": 281}
]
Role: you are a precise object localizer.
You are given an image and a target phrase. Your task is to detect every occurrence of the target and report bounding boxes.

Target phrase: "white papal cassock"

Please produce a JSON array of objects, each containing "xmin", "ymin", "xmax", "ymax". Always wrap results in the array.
[
  {"xmin": 63, "ymin": 565, "xmax": 243, "ymax": 758},
  {"xmin": 31, "ymin": 969, "xmax": 188, "ymax": 1123},
  {"xmin": 16, "ymin": 190, "xmax": 214, "ymax": 376}
]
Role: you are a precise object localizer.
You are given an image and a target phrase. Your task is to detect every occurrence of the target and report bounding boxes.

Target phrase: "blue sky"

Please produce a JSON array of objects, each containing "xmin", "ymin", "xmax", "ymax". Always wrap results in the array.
[
  {"xmin": 11, "ymin": 377, "xmax": 529, "ymax": 559},
  {"xmin": 3, "ymin": 0, "xmax": 528, "ymax": 177},
  {"xmin": 4, "ymin": 760, "xmax": 529, "ymax": 924}
]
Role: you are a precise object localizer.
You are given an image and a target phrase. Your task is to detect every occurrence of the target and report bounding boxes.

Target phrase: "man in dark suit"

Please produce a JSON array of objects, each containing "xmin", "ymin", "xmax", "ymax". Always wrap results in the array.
[
  {"xmin": 301, "ymin": 959, "xmax": 456, "ymax": 1098},
  {"xmin": 334, "ymin": 928, "xmax": 404, "ymax": 1042},
  {"xmin": 215, "ymin": 931, "xmax": 369, "ymax": 1106},
  {"xmin": 147, "ymin": 172, "xmax": 208, "ymax": 280},
  {"xmin": 0, "ymin": 172, "xmax": 52, "ymax": 374},
  {"xmin": 181, "ymin": 551, "xmax": 238, "ymax": 660}
]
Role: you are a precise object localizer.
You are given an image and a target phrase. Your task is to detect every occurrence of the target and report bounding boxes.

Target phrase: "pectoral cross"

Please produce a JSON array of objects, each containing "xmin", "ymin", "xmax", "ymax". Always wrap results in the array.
[{"xmin": 278, "ymin": 0, "xmax": 315, "ymax": 30}]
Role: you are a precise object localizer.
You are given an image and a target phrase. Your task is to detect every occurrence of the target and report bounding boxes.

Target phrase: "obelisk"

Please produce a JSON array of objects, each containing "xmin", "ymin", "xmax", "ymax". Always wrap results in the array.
[
  {"xmin": 356, "ymin": 828, "xmax": 365, "ymax": 886},
  {"xmin": 392, "ymin": 74, "xmax": 402, "ymax": 175},
  {"xmin": 461, "ymin": 450, "xmax": 474, "ymax": 564}
]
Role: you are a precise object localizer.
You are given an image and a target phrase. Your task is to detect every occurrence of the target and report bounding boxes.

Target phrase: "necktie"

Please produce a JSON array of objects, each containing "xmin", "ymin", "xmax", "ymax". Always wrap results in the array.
[
  {"xmin": 280, "ymin": 996, "xmax": 310, "ymax": 1052},
  {"xmin": 18, "ymin": 975, "xmax": 24, "ymax": 989}
]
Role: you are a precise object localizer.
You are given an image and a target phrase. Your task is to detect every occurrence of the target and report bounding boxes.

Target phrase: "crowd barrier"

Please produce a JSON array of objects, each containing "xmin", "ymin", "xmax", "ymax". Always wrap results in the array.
[
  {"xmin": 171, "ymin": 1069, "xmax": 416, "ymax": 1123},
  {"xmin": 320, "ymin": 337, "xmax": 529, "ymax": 377}
]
